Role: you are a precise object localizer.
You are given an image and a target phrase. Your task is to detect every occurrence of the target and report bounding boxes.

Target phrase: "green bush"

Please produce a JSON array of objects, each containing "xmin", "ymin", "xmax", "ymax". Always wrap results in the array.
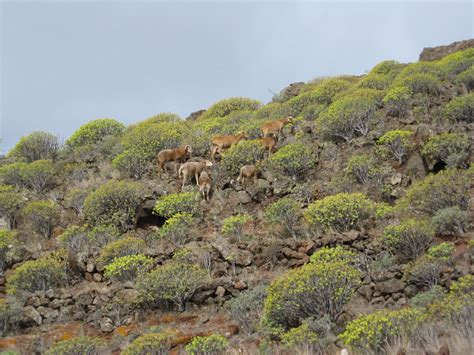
[
  {"xmin": 339, "ymin": 308, "xmax": 423, "ymax": 352},
  {"xmin": 281, "ymin": 321, "xmax": 322, "ymax": 353},
  {"xmin": 8, "ymin": 131, "xmax": 60, "ymax": 163},
  {"xmin": 221, "ymin": 214, "xmax": 252, "ymax": 242},
  {"xmin": 153, "ymin": 191, "xmax": 200, "ymax": 218},
  {"xmin": 377, "ymin": 129, "xmax": 412, "ymax": 164},
  {"xmin": 112, "ymin": 148, "xmax": 150, "ymax": 180},
  {"xmin": 58, "ymin": 225, "xmax": 91, "ymax": 254},
  {"xmin": 66, "ymin": 118, "xmax": 125, "ymax": 148},
  {"xmin": 382, "ymin": 219, "xmax": 434, "ymax": 262},
  {"xmin": 185, "ymin": 334, "xmax": 228, "ymax": 355},
  {"xmin": 409, "ymin": 285, "xmax": 446, "ymax": 308},
  {"xmin": 45, "ymin": 336, "xmax": 105, "ymax": 355},
  {"xmin": 83, "ymin": 180, "xmax": 143, "ymax": 232},
  {"xmin": 159, "ymin": 212, "xmax": 193, "ymax": 246},
  {"xmin": 137, "ymin": 260, "xmax": 208, "ymax": 311},
  {"xmin": 404, "ymin": 255, "xmax": 444, "ymax": 288},
  {"xmin": 141, "ymin": 112, "xmax": 181, "ymax": 124},
  {"xmin": 455, "ymin": 66, "xmax": 474, "ymax": 91},
  {"xmin": 104, "ymin": 254, "xmax": 154, "ymax": 282},
  {"xmin": 121, "ymin": 121, "xmax": 186, "ymax": 159},
  {"xmin": 309, "ymin": 245, "xmax": 358, "ymax": 265},
  {"xmin": 0, "ymin": 298, "xmax": 12, "ymax": 337},
  {"xmin": 97, "ymin": 237, "xmax": 146, "ymax": 266},
  {"xmin": 317, "ymin": 94, "xmax": 378, "ymax": 142},
  {"xmin": 20, "ymin": 160, "xmax": 56, "ymax": 193},
  {"xmin": 305, "ymin": 192, "xmax": 374, "ymax": 233},
  {"xmin": 63, "ymin": 187, "xmax": 89, "ymax": 216},
  {"xmin": 393, "ymin": 61, "xmax": 441, "ymax": 83},
  {"xmin": 427, "ymin": 242, "xmax": 455, "ymax": 260},
  {"xmin": 438, "ymin": 47, "xmax": 474, "ymax": 79},
  {"xmin": 0, "ymin": 185, "xmax": 22, "ymax": 229},
  {"xmin": 400, "ymin": 73, "xmax": 442, "ymax": 95},
  {"xmin": 0, "ymin": 162, "xmax": 27, "ymax": 188},
  {"xmin": 266, "ymin": 142, "xmax": 316, "ymax": 178},
  {"xmin": 443, "ymin": 93, "xmax": 474, "ymax": 123},
  {"xmin": 344, "ymin": 154, "xmax": 378, "ymax": 184},
  {"xmin": 431, "ymin": 206, "xmax": 468, "ymax": 237},
  {"xmin": 0, "ymin": 230, "xmax": 16, "ymax": 273},
  {"xmin": 228, "ymin": 285, "xmax": 266, "ymax": 335},
  {"xmin": 262, "ymin": 247, "xmax": 361, "ymax": 333},
  {"xmin": 220, "ymin": 140, "xmax": 265, "ymax": 176},
  {"xmin": 383, "ymin": 85, "xmax": 412, "ymax": 116},
  {"xmin": 300, "ymin": 78, "xmax": 352, "ymax": 102},
  {"xmin": 264, "ymin": 197, "xmax": 302, "ymax": 240},
  {"xmin": 421, "ymin": 132, "xmax": 470, "ymax": 168},
  {"xmin": 199, "ymin": 97, "xmax": 261, "ymax": 120},
  {"xmin": 397, "ymin": 168, "xmax": 471, "ymax": 215},
  {"xmin": 253, "ymin": 102, "xmax": 292, "ymax": 121},
  {"xmin": 122, "ymin": 331, "xmax": 176, "ymax": 355},
  {"xmin": 357, "ymin": 61, "xmax": 404, "ymax": 90},
  {"xmin": 22, "ymin": 200, "xmax": 61, "ymax": 238},
  {"xmin": 6, "ymin": 252, "xmax": 67, "ymax": 295},
  {"xmin": 301, "ymin": 103, "xmax": 327, "ymax": 121}
]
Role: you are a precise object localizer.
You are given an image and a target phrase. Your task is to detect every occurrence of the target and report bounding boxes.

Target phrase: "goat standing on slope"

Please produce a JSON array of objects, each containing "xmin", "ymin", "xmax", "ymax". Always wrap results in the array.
[
  {"xmin": 157, "ymin": 145, "xmax": 192, "ymax": 175},
  {"xmin": 178, "ymin": 160, "xmax": 213, "ymax": 189},
  {"xmin": 197, "ymin": 170, "xmax": 212, "ymax": 202}
]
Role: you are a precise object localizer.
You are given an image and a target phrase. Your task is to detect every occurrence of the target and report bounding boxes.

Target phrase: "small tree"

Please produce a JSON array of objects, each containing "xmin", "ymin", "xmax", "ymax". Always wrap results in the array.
[
  {"xmin": 153, "ymin": 191, "xmax": 200, "ymax": 218},
  {"xmin": 344, "ymin": 154, "xmax": 378, "ymax": 185},
  {"xmin": 455, "ymin": 66, "xmax": 474, "ymax": 92},
  {"xmin": 0, "ymin": 162, "xmax": 27, "ymax": 188},
  {"xmin": 22, "ymin": 200, "xmax": 61, "ymax": 238},
  {"xmin": 377, "ymin": 130, "xmax": 412, "ymax": 165},
  {"xmin": 137, "ymin": 260, "xmax": 208, "ymax": 312},
  {"xmin": 112, "ymin": 148, "xmax": 150, "ymax": 180},
  {"xmin": 421, "ymin": 132, "xmax": 470, "ymax": 168},
  {"xmin": 220, "ymin": 140, "xmax": 265, "ymax": 176},
  {"xmin": 45, "ymin": 336, "xmax": 106, "ymax": 355},
  {"xmin": 0, "ymin": 185, "xmax": 22, "ymax": 229},
  {"xmin": 400, "ymin": 73, "xmax": 442, "ymax": 95},
  {"xmin": 20, "ymin": 160, "xmax": 56, "ymax": 193},
  {"xmin": 281, "ymin": 321, "xmax": 324, "ymax": 354},
  {"xmin": 159, "ymin": 212, "xmax": 193, "ymax": 246},
  {"xmin": 431, "ymin": 206, "xmax": 468, "ymax": 237},
  {"xmin": 185, "ymin": 334, "xmax": 229, "ymax": 355},
  {"xmin": 97, "ymin": 237, "xmax": 146, "ymax": 266},
  {"xmin": 8, "ymin": 131, "xmax": 61, "ymax": 163},
  {"xmin": 66, "ymin": 118, "xmax": 125, "ymax": 148},
  {"xmin": 104, "ymin": 254, "xmax": 154, "ymax": 282},
  {"xmin": 199, "ymin": 97, "xmax": 261, "ymax": 120},
  {"xmin": 58, "ymin": 225, "xmax": 91, "ymax": 254},
  {"xmin": 83, "ymin": 180, "xmax": 143, "ymax": 232},
  {"xmin": 264, "ymin": 197, "xmax": 302, "ymax": 240},
  {"xmin": 404, "ymin": 254, "xmax": 445, "ymax": 288},
  {"xmin": 0, "ymin": 230, "xmax": 16, "ymax": 274},
  {"xmin": 266, "ymin": 143, "xmax": 316, "ymax": 179},
  {"xmin": 221, "ymin": 214, "xmax": 252, "ymax": 242},
  {"xmin": 122, "ymin": 331, "xmax": 176, "ymax": 355},
  {"xmin": 383, "ymin": 85, "xmax": 412, "ymax": 117},
  {"xmin": 382, "ymin": 219, "xmax": 434, "ymax": 262},
  {"xmin": 443, "ymin": 93, "xmax": 474, "ymax": 123},
  {"xmin": 228, "ymin": 285, "xmax": 266, "ymax": 335}
]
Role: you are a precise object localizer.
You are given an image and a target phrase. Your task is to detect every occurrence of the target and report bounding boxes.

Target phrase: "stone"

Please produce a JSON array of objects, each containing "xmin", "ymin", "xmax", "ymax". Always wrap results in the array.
[
  {"xmin": 374, "ymin": 279, "xmax": 405, "ymax": 294},
  {"xmin": 281, "ymin": 247, "xmax": 306, "ymax": 260},
  {"xmin": 237, "ymin": 191, "xmax": 252, "ymax": 204},
  {"xmin": 20, "ymin": 306, "xmax": 42, "ymax": 327},
  {"xmin": 233, "ymin": 280, "xmax": 247, "ymax": 290},
  {"xmin": 419, "ymin": 39, "xmax": 474, "ymax": 61},
  {"xmin": 211, "ymin": 237, "xmax": 253, "ymax": 266},
  {"xmin": 86, "ymin": 262, "xmax": 95, "ymax": 273},
  {"xmin": 93, "ymin": 273, "xmax": 102, "ymax": 282},
  {"xmin": 390, "ymin": 173, "xmax": 403, "ymax": 186},
  {"xmin": 357, "ymin": 284, "xmax": 373, "ymax": 300},
  {"xmin": 49, "ymin": 299, "xmax": 61, "ymax": 309},
  {"xmin": 114, "ymin": 289, "xmax": 140, "ymax": 304},
  {"xmin": 215, "ymin": 286, "xmax": 226, "ymax": 298},
  {"xmin": 341, "ymin": 230, "xmax": 360, "ymax": 242},
  {"xmin": 99, "ymin": 317, "xmax": 115, "ymax": 332},
  {"xmin": 193, "ymin": 289, "xmax": 215, "ymax": 304}
]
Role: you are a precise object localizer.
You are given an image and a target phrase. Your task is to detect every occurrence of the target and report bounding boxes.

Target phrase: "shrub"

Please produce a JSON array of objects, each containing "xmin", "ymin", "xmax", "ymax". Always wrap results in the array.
[
  {"xmin": 66, "ymin": 118, "xmax": 125, "ymax": 148},
  {"xmin": 112, "ymin": 148, "xmax": 150, "ymax": 180},
  {"xmin": 397, "ymin": 168, "xmax": 471, "ymax": 215},
  {"xmin": 344, "ymin": 154, "xmax": 378, "ymax": 184},
  {"xmin": 262, "ymin": 247, "xmax": 361, "ymax": 333},
  {"xmin": 400, "ymin": 73, "xmax": 442, "ymax": 95},
  {"xmin": 264, "ymin": 197, "xmax": 302, "ymax": 240},
  {"xmin": 455, "ymin": 66, "xmax": 474, "ymax": 91},
  {"xmin": 281, "ymin": 322, "xmax": 322, "ymax": 353},
  {"xmin": 266, "ymin": 143, "xmax": 316, "ymax": 178},
  {"xmin": 0, "ymin": 185, "xmax": 22, "ymax": 229},
  {"xmin": 22, "ymin": 200, "xmax": 61, "ymax": 238},
  {"xmin": 431, "ymin": 206, "xmax": 468, "ymax": 237},
  {"xmin": 153, "ymin": 191, "xmax": 200, "ymax": 218},
  {"xmin": 221, "ymin": 214, "xmax": 252, "ymax": 242},
  {"xmin": 305, "ymin": 193, "xmax": 374, "ymax": 233},
  {"xmin": 228, "ymin": 285, "xmax": 266, "ymax": 335},
  {"xmin": 6, "ymin": 252, "xmax": 66, "ymax": 295},
  {"xmin": 83, "ymin": 180, "xmax": 143, "ymax": 232},
  {"xmin": 141, "ymin": 112, "xmax": 181, "ymax": 124},
  {"xmin": 427, "ymin": 242, "xmax": 455, "ymax": 260},
  {"xmin": 382, "ymin": 219, "xmax": 434, "ymax": 262},
  {"xmin": 97, "ymin": 237, "xmax": 146, "ymax": 266},
  {"xmin": 377, "ymin": 130, "xmax": 412, "ymax": 164},
  {"xmin": 404, "ymin": 255, "xmax": 444, "ymax": 288},
  {"xmin": 409, "ymin": 285, "xmax": 446, "ymax": 308},
  {"xmin": 104, "ymin": 254, "xmax": 154, "ymax": 282},
  {"xmin": 421, "ymin": 132, "xmax": 470, "ymax": 168},
  {"xmin": 438, "ymin": 48, "xmax": 474, "ymax": 79},
  {"xmin": 45, "ymin": 336, "xmax": 105, "ymax": 355},
  {"xmin": 339, "ymin": 308, "xmax": 423, "ymax": 352},
  {"xmin": 317, "ymin": 94, "xmax": 378, "ymax": 142},
  {"xmin": 443, "ymin": 93, "xmax": 474, "ymax": 123},
  {"xmin": 121, "ymin": 121, "xmax": 186, "ymax": 159},
  {"xmin": 199, "ymin": 97, "xmax": 261, "ymax": 121},
  {"xmin": 301, "ymin": 78, "xmax": 352, "ymax": 102},
  {"xmin": 137, "ymin": 260, "xmax": 208, "ymax": 311},
  {"xmin": 87, "ymin": 224, "xmax": 120, "ymax": 247},
  {"xmin": 383, "ymin": 85, "xmax": 412, "ymax": 116},
  {"xmin": 220, "ymin": 140, "xmax": 265, "ymax": 176},
  {"xmin": 253, "ymin": 102, "xmax": 292, "ymax": 121},
  {"xmin": 0, "ymin": 162, "xmax": 27, "ymax": 188},
  {"xmin": 58, "ymin": 225, "xmax": 91, "ymax": 254},
  {"xmin": 122, "ymin": 331, "xmax": 176, "ymax": 355},
  {"xmin": 63, "ymin": 187, "xmax": 88, "ymax": 216},
  {"xmin": 309, "ymin": 245, "xmax": 358, "ymax": 265},
  {"xmin": 0, "ymin": 298, "xmax": 12, "ymax": 337},
  {"xmin": 301, "ymin": 103, "xmax": 327, "ymax": 121},
  {"xmin": 8, "ymin": 131, "xmax": 61, "ymax": 162},
  {"xmin": 185, "ymin": 334, "xmax": 228, "ymax": 355},
  {"xmin": 0, "ymin": 230, "xmax": 16, "ymax": 273},
  {"xmin": 159, "ymin": 212, "xmax": 193, "ymax": 246},
  {"xmin": 20, "ymin": 160, "xmax": 56, "ymax": 193}
]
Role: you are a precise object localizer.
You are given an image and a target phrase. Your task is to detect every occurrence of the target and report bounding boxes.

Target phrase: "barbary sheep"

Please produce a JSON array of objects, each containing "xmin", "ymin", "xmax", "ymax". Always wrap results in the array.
[
  {"xmin": 157, "ymin": 145, "xmax": 192, "ymax": 174},
  {"xmin": 211, "ymin": 132, "xmax": 247, "ymax": 160},
  {"xmin": 261, "ymin": 116, "xmax": 293, "ymax": 138},
  {"xmin": 197, "ymin": 170, "xmax": 212, "ymax": 202},
  {"xmin": 178, "ymin": 160, "xmax": 213, "ymax": 189}
]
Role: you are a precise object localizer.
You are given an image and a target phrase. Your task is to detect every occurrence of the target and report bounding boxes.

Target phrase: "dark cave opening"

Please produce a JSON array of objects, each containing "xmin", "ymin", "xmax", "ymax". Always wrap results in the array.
[
  {"xmin": 431, "ymin": 160, "xmax": 447, "ymax": 174},
  {"xmin": 136, "ymin": 208, "xmax": 167, "ymax": 229}
]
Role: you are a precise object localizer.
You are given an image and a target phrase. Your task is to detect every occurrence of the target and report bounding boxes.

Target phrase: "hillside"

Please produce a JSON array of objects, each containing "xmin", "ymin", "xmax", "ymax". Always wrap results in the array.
[{"xmin": 0, "ymin": 39, "xmax": 473, "ymax": 355}]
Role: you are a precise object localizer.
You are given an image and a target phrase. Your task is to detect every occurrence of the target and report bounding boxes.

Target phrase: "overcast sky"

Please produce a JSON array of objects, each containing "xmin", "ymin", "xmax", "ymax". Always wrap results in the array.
[{"xmin": 1, "ymin": 0, "xmax": 472, "ymax": 152}]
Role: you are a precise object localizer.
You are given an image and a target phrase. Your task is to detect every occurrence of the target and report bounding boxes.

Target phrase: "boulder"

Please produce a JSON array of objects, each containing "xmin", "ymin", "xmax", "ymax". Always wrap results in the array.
[
  {"xmin": 215, "ymin": 286, "xmax": 226, "ymax": 298},
  {"xmin": 419, "ymin": 39, "xmax": 474, "ymax": 61},
  {"xmin": 99, "ymin": 317, "xmax": 115, "ymax": 333},
  {"xmin": 19, "ymin": 306, "xmax": 42, "ymax": 327},
  {"xmin": 211, "ymin": 237, "xmax": 253, "ymax": 266},
  {"xmin": 237, "ymin": 191, "xmax": 252, "ymax": 204},
  {"xmin": 374, "ymin": 279, "xmax": 405, "ymax": 295}
]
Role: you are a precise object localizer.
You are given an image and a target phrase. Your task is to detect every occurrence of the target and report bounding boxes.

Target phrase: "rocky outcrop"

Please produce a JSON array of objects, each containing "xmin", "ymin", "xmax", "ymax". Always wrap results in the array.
[
  {"xmin": 186, "ymin": 109, "xmax": 206, "ymax": 121},
  {"xmin": 419, "ymin": 39, "xmax": 474, "ymax": 61},
  {"xmin": 274, "ymin": 82, "xmax": 305, "ymax": 102}
]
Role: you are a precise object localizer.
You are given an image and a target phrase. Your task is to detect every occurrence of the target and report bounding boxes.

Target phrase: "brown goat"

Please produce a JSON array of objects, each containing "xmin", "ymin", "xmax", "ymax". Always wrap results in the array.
[
  {"xmin": 197, "ymin": 170, "xmax": 212, "ymax": 202},
  {"xmin": 256, "ymin": 136, "xmax": 277, "ymax": 156},
  {"xmin": 157, "ymin": 145, "xmax": 192, "ymax": 174},
  {"xmin": 237, "ymin": 164, "xmax": 258, "ymax": 185},
  {"xmin": 178, "ymin": 160, "xmax": 213, "ymax": 189},
  {"xmin": 211, "ymin": 131, "xmax": 247, "ymax": 160},
  {"xmin": 261, "ymin": 116, "xmax": 294, "ymax": 138}
]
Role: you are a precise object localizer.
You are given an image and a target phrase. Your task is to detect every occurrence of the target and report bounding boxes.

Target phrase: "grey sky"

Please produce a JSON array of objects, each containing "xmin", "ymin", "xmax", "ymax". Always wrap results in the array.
[{"xmin": 1, "ymin": 1, "xmax": 472, "ymax": 153}]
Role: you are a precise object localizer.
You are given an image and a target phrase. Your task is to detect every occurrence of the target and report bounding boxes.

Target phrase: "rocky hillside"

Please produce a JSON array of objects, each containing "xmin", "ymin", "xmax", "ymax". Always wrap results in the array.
[{"xmin": 0, "ymin": 40, "xmax": 473, "ymax": 355}]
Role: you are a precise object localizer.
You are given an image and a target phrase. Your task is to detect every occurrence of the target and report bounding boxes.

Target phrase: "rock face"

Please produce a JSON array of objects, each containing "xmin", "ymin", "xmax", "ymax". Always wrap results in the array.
[
  {"xmin": 275, "ymin": 82, "xmax": 305, "ymax": 102},
  {"xmin": 419, "ymin": 39, "xmax": 474, "ymax": 61},
  {"xmin": 186, "ymin": 109, "xmax": 206, "ymax": 121}
]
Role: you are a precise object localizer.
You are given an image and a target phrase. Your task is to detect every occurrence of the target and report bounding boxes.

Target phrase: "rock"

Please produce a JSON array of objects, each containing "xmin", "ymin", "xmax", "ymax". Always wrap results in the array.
[
  {"xmin": 436, "ymin": 344, "xmax": 450, "ymax": 355},
  {"xmin": 302, "ymin": 241, "xmax": 316, "ymax": 255},
  {"xmin": 193, "ymin": 289, "xmax": 215, "ymax": 304},
  {"xmin": 185, "ymin": 109, "xmax": 206, "ymax": 121},
  {"xmin": 373, "ymin": 271, "xmax": 397, "ymax": 282},
  {"xmin": 211, "ymin": 237, "xmax": 253, "ymax": 266},
  {"xmin": 272, "ymin": 175, "xmax": 296, "ymax": 196},
  {"xmin": 358, "ymin": 284, "xmax": 373, "ymax": 300},
  {"xmin": 275, "ymin": 82, "xmax": 304, "ymax": 102},
  {"xmin": 93, "ymin": 273, "xmax": 102, "ymax": 282},
  {"xmin": 406, "ymin": 152, "xmax": 427, "ymax": 179},
  {"xmin": 20, "ymin": 306, "xmax": 42, "ymax": 327},
  {"xmin": 237, "ymin": 191, "xmax": 252, "ymax": 204},
  {"xmin": 99, "ymin": 317, "xmax": 115, "ymax": 333},
  {"xmin": 281, "ymin": 247, "xmax": 306, "ymax": 260},
  {"xmin": 247, "ymin": 179, "xmax": 271, "ymax": 202},
  {"xmin": 215, "ymin": 286, "xmax": 226, "ymax": 298},
  {"xmin": 114, "ymin": 289, "xmax": 140, "ymax": 304},
  {"xmin": 233, "ymin": 280, "xmax": 247, "ymax": 290},
  {"xmin": 341, "ymin": 230, "xmax": 360, "ymax": 242},
  {"xmin": 49, "ymin": 299, "xmax": 61, "ymax": 309},
  {"xmin": 86, "ymin": 262, "xmax": 95, "ymax": 273},
  {"xmin": 374, "ymin": 279, "xmax": 405, "ymax": 295},
  {"xmin": 419, "ymin": 39, "xmax": 474, "ymax": 61},
  {"xmin": 404, "ymin": 285, "xmax": 418, "ymax": 298},
  {"xmin": 390, "ymin": 173, "xmax": 403, "ymax": 186}
]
